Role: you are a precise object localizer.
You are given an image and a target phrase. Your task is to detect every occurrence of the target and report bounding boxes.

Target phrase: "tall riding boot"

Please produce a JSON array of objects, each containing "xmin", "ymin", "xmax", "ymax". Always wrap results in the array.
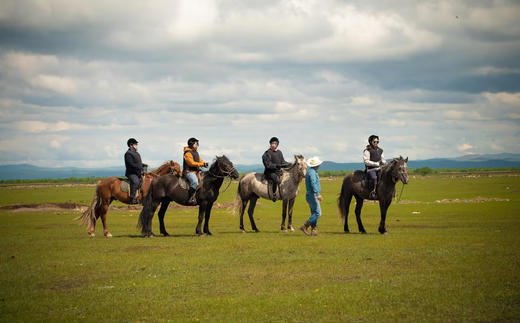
[
  {"xmin": 187, "ymin": 187, "xmax": 197, "ymax": 205},
  {"xmin": 300, "ymin": 221, "xmax": 311, "ymax": 236},
  {"xmin": 271, "ymin": 183, "xmax": 277, "ymax": 202}
]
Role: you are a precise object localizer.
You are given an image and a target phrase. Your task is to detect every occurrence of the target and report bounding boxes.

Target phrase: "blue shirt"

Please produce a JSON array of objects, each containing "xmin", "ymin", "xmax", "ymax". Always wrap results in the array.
[{"xmin": 305, "ymin": 166, "xmax": 321, "ymax": 195}]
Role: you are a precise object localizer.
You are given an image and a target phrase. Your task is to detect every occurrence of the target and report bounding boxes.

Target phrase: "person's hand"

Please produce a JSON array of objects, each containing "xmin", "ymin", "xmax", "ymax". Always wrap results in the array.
[
  {"xmin": 379, "ymin": 161, "xmax": 384, "ymax": 166},
  {"xmin": 203, "ymin": 162, "xmax": 209, "ymax": 168},
  {"xmin": 317, "ymin": 195, "xmax": 323, "ymax": 201}
]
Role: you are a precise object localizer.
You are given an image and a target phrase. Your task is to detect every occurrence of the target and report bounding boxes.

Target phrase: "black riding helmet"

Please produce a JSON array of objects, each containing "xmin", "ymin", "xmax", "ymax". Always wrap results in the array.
[
  {"xmin": 368, "ymin": 135, "xmax": 379, "ymax": 144},
  {"xmin": 187, "ymin": 137, "xmax": 199, "ymax": 148},
  {"xmin": 127, "ymin": 138, "xmax": 138, "ymax": 147},
  {"xmin": 269, "ymin": 137, "xmax": 279, "ymax": 144}
]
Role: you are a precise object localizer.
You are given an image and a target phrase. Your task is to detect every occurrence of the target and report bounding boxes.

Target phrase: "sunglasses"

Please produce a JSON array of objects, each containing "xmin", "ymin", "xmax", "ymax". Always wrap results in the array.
[{"xmin": 373, "ymin": 140, "xmax": 379, "ymax": 143}]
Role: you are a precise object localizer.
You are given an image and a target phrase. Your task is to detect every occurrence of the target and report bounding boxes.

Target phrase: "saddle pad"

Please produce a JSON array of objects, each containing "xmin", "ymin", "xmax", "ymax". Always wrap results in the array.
[
  {"xmin": 178, "ymin": 177, "xmax": 190, "ymax": 190},
  {"xmin": 119, "ymin": 179, "xmax": 130, "ymax": 193}
]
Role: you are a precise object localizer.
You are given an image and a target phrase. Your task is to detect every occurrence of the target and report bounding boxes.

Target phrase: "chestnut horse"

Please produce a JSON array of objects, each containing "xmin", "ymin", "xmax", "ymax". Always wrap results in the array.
[{"xmin": 77, "ymin": 160, "xmax": 181, "ymax": 238}]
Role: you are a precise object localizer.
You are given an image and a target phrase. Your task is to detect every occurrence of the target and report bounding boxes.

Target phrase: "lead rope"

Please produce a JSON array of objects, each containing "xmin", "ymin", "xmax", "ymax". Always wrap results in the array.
[{"xmin": 396, "ymin": 182, "xmax": 405, "ymax": 203}]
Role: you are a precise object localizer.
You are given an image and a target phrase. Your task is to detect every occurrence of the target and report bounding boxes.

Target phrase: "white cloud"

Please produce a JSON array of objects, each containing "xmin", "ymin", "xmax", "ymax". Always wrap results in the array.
[
  {"xmin": 458, "ymin": 143, "xmax": 473, "ymax": 152},
  {"xmin": 16, "ymin": 121, "xmax": 88, "ymax": 133}
]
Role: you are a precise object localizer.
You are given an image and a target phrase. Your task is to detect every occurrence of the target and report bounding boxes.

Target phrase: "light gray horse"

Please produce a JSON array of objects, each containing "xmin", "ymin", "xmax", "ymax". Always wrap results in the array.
[{"xmin": 234, "ymin": 155, "xmax": 306, "ymax": 232}]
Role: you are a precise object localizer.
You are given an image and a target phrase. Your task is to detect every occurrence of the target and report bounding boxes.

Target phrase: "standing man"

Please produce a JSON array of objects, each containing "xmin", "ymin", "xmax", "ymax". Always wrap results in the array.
[
  {"xmin": 363, "ymin": 135, "xmax": 386, "ymax": 199},
  {"xmin": 125, "ymin": 138, "xmax": 143, "ymax": 204},
  {"xmin": 183, "ymin": 137, "xmax": 208, "ymax": 205},
  {"xmin": 300, "ymin": 156, "xmax": 323, "ymax": 236},
  {"xmin": 262, "ymin": 137, "xmax": 290, "ymax": 202}
]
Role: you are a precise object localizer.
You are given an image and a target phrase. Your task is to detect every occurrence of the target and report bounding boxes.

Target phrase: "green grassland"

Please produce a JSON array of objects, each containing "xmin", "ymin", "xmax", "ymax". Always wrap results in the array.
[{"xmin": 0, "ymin": 173, "xmax": 519, "ymax": 322}]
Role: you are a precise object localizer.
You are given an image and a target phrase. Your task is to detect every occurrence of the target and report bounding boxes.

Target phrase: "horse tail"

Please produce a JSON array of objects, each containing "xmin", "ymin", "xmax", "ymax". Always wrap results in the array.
[
  {"xmin": 137, "ymin": 181, "xmax": 154, "ymax": 233},
  {"xmin": 233, "ymin": 180, "xmax": 244, "ymax": 216},
  {"xmin": 338, "ymin": 179, "xmax": 349, "ymax": 220},
  {"xmin": 76, "ymin": 190, "xmax": 100, "ymax": 230}
]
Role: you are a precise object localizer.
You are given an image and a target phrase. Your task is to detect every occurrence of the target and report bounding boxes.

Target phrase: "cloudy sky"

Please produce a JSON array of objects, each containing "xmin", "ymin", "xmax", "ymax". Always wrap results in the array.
[{"xmin": 0, "ymin": 0, "xmax": 519, "ymax": 168}]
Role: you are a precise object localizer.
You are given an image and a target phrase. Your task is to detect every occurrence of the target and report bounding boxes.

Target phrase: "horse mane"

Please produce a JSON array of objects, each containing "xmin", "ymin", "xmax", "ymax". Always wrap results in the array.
[
  {"xmin": 150, "ymin": 160, "xmax": 178, "ymax": 176},
  {"xmin": 286, "ymin": 154, "xmax": 304, "ymax": 170}
]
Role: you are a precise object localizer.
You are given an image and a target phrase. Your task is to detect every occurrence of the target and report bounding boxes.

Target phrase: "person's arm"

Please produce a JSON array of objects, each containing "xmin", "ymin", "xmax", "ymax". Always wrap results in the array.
[
  {"xmin": 279, "ymin": 151, "xmax": 291, "ymax": 168},
  {"xmin": 310, "ymin": 171, "xmax": 322, "ymax": 200},
  {"xmin": 363, "ymin": 150, "xmax": 379, "ymax": 167},
  {"xmin": 380, "ymin": 152, "xmax": 387, "ymax": 165},
  {"xmin": 184, "ymin": 152, "xmax": 205, "ymax": 167}
]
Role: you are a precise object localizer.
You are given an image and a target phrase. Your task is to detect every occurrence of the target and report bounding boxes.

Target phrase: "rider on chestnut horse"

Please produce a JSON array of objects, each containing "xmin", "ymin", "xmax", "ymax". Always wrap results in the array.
[
  {"xmin": 363, "ymin": 135, "xmax": 386, "ymax": 200},
  {"xmin": 124, "ymin": 138, "xmax": 147, "ymax": 204}
]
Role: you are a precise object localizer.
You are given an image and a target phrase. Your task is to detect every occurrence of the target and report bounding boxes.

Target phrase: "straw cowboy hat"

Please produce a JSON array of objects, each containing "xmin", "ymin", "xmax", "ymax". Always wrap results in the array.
[{"xmin": 306, "ymin": 156, "xmax": 323, "ymax": 167}]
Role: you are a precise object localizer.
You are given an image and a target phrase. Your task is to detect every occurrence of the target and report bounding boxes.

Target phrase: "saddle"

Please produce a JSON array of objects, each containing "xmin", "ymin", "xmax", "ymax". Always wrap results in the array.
[
  {"xmin": 178, "ymin": 172, "xmax": 203, "ymax": 191},
  {"xmin": 260, "ymin": 174, "xmax": 282, "ymax": 201},
  {"xmin": 119, "ymin": 174, "xmax": 154, "ymax": 202}
]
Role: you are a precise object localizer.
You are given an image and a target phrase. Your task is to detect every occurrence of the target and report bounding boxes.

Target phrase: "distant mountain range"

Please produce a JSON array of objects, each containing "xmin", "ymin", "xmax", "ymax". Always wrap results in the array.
[{"xmin": 1, "ymin": 153, "xmax": 519, "ymax": 180}]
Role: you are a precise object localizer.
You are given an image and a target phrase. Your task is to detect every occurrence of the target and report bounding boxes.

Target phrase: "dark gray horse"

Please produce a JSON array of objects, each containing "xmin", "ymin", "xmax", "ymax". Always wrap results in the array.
[
  {"xmin": 138, "ymin": 155, "xmax": 239, "ymax": 237},
  {"xmin": 338, "ymin": 156, "xmax": 409, "ymax": 234}
]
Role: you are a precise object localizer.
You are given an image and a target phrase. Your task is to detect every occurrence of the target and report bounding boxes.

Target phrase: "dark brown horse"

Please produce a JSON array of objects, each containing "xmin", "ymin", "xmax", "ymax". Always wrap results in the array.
[
  {"xmin": 138, "ymin": 155, "xmax": 239, "ymax": 237},
  {"xmin": 77, "ymin": 160, "xmax": 181, "ymax": 237},
  {"xmin": 338, "ymin": 156, "xmax": 408, "ymax": 234}
]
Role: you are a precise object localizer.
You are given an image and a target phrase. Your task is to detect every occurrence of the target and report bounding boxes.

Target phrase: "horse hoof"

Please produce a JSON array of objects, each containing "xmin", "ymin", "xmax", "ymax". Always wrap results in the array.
[
  {"xmin": 89, "ymin": 232, "xmax": 95, "ymax": 238},
  {"xmin": 289, "ymin": 226, "xmax": 295, "ymax": 232},
  {"xmin": 282, "ymin": 229, "xmax": 288, "ymax": 233},
  {"xmin": 360, "ymin": 231, "xmax": 367, "ymax": 234},
  {"xmin": 161, "ymin": 232, "xmax": 169, "ymax": 236},
  {"xmin": 204, "ymin": 231, "xmax": 212, "ymax": 236},
  {"xmin": 240, "ymin": 229, "xmax": 246, "ymax": 233},
  {"xmin": 344, "ymin": 231, "xmax": 350, "ymax": 234},
  {"xmin": 254, "ymin": 229, "xmax": 260, "ymax": 233},
  {"xmin": 104, "ymin": 232, "xmax": 112, "ymax": 238}
]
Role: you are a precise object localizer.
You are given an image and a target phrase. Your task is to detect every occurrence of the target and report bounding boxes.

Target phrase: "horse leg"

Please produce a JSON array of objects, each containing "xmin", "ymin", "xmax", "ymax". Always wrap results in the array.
[
  {"xmin": 239, "ymin": 199, "xmax": 248, "ymax": 233},
  {"xmin": 144, "ymin": 199, "xmax": 161, "ymax": 238},
  {"xmin": 281, "ymin": 200, "xmax": 288, "ymax": 232},
  {"xmin": 287, "ymin": 198, "xmax": 295, "ymax": 232},
  {"xmin": 99, "ymin": 201, "xmax": 112, "ymax": 238},
  {"xmin": 203, "ymin": 201, "xmax": 214, "ymax": 235},
  {"xmin": 247, "ymin": 196, "xmax": 260, "ymax": 232},
  {"xmin": 196, "ymin": 203, "xmax": 206, "ymax": 236},
  {"xmin": 343, "ymin": 193, "xmax": 353, "ymax": 233},
  {"xmin": 378, "ymin": 199, "xmax": 392, "ymax": 234},
  {"xmin": 354, "ymin": 196, "xmax": 366, "ymax": 234},
  {"xmin": 158, "ymin": 199, "xmax": 170, "ymax": 236}
]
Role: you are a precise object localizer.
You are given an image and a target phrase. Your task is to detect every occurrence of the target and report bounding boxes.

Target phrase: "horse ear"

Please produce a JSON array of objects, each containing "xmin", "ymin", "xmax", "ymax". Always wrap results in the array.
[{"xmin": 405, "ymin": 157, "xmax": 408, "ymax": 162}]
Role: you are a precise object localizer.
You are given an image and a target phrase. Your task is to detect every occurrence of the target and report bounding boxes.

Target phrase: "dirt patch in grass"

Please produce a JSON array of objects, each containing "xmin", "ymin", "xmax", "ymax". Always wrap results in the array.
[
  {"xmin": 0, "ymin": 202, "xmax": 235, "ymax": 212},
  {"xmin": 41, "ymin": 278, "xmax": 87, "ymax": 291},
  {"xmin": 434, "ymin": 197, "xmax": 510, "ymax": 203}
]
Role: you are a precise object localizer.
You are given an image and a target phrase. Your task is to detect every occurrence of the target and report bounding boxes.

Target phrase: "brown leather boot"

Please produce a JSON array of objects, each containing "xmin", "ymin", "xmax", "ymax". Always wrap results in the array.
[
  {"xmin": 300, "ymin": 221, "xmax": 311, "ymax": 236},
  {"xmin": 311, "ymin": 227, "xmax": 318, "ymax": 236}
]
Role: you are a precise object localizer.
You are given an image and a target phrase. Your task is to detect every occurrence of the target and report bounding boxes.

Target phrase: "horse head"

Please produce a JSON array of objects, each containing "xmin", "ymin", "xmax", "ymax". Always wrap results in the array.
[
  {"xmin": 391, "ymin": 156, "xmax": 409, "ymax": 184},
  {"xmin": 210, "ymin": 155, "xmax": 239, "ymax": 179},
  {"xmin": 168, "ymin": 160, "xmax": 182, "ymax": 176},
  {"xmin": 293, "ymin": 154, "xmax": 307, "ymax": 179}
]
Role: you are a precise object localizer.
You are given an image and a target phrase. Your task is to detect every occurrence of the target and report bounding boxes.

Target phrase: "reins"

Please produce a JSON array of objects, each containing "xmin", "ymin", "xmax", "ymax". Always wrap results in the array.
[{"xmin": 207, "ymin": 163, "xmax": 237, "ymax": 193}]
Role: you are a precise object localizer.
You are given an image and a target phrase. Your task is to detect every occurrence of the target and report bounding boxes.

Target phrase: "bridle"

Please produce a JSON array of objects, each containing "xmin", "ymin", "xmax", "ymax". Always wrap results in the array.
[{"xmin": 207, "ymin": 160, "xmax": 238, "ymax": 192}]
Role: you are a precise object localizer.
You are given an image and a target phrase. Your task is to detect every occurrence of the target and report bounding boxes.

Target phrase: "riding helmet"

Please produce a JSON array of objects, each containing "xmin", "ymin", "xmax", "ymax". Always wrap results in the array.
[
  {"xmin": 368, "ymin": 135, "xmax": 379, "ymax": 144},
  {"xmin": 127, "ymin": 138, "xmax": 138, "ymax": 147},
  {"xmin": 269, "ymin": 137, "xmax": 279, "ymax": 144},
  {"xmin": 187, "ymin": 137, "xmax": 199, "ymax": 148}
]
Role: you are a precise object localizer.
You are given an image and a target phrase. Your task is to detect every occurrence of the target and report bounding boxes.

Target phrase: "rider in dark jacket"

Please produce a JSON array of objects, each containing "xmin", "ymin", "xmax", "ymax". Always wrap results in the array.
[
  {"xmin": 363, "ymin": 135, "xmax": 386, "ymax": 199},
  {"xmin": 262, "ymin": 137, "xmax": 290, "ymax": 202},
  {"xmin": 125, "ymin": 138, "xmax": 143, "ymax": 204}
]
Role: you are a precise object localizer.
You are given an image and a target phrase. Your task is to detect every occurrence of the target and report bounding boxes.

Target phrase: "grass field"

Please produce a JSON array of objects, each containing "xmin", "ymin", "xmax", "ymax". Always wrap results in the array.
[{"xmin": 0, "ymin": 173, "xmax": 519, "ymax": 322}]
